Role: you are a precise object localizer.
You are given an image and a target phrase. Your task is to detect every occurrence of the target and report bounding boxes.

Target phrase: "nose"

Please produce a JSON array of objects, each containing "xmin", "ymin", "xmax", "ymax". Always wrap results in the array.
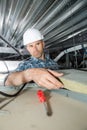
[{"xmin": 33, "ymin": 45, "xmax": 38, "ymax": 52}]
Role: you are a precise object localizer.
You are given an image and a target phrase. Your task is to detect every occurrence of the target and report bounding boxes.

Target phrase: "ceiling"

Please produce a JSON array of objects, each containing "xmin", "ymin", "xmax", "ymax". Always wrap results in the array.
[{"xmin": 0, "ymin": 0, "xmax": 87, "ymax": 58}]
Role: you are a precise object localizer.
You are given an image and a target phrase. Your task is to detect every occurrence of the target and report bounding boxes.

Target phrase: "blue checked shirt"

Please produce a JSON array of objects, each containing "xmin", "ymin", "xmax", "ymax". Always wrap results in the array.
[{"xmin": 16, "ymin": 55, "xmax": 59, "ymax": 72}]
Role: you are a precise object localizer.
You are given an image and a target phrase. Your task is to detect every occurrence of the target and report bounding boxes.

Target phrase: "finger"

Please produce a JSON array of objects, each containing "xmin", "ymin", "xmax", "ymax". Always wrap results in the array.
[
  {"xmin": 46, "ymin": 73, "xmax": 64, "ymax": 89},
  {"xmin": 47, "ymin": 69, "xmax": 63, "ymax": 77},
  {"xmin": 35, "ymin": 77, "xmax": 59, "ymax": 89}
]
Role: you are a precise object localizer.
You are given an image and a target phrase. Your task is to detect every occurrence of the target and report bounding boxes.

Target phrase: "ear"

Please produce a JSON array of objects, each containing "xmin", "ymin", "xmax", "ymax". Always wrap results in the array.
[{"xmin": 26, "ymin": 45, "xmax": 28, "ymax": 50}]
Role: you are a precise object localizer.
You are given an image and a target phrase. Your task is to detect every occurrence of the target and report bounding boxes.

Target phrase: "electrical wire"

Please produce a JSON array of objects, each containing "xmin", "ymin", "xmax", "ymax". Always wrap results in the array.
[
  {"xmin": 0, "ymin": 54, "xmax": 21, "ymax": 60},
  {"xmin": 0, "ymin": 60, "xmax": 26, "ymax": 97},
  {"xmin": 0, "ymin": 35, "xmax": 27, "ymax": 97},
  {"xmin": 3, "ymin": 61, "xmax": 10, "ymax": 73},
  {"xmin": 0, "ymin": 83, "xmax": 26, "ymax": 97},
  {"xmin": 0, "ymin": 61, "xmax": 26, "ymax": 97},
  {"xmin": 0, "ymin": 35, "xmax": 22, "ymax": 58}
]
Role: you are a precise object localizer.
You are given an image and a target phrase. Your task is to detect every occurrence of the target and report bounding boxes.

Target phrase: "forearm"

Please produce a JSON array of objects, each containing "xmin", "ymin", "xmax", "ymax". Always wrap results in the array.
[
  {"xmin": 5, "ymin": 69, "xmax": 33, "ymax": 86},
  {"xmin": 5, "ymin": 68, "xmax": 63, "ymax": 89}
]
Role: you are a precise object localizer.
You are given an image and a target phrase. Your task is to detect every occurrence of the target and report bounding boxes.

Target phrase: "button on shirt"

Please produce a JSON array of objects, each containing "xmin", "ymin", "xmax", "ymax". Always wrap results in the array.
[{"xmin": 16, "ymin": 56, "xmax": 59, "ymax": 72}]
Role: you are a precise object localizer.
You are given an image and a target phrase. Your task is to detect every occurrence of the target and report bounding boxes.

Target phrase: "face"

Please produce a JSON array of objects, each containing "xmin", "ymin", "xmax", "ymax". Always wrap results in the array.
[{"xmin": 26, "ymin": 40, "xmax": 45, "ymax": 60}]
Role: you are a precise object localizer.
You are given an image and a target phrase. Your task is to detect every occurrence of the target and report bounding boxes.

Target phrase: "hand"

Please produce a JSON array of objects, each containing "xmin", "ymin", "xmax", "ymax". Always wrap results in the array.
[{"xmin": 29, "ymin": 68, "xmax": 64, "ymax": 89}]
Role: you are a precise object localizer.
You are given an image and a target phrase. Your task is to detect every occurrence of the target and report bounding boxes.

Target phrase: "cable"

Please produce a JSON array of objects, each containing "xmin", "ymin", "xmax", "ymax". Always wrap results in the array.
[
  {"xmin": 3, "ymin": 61, "xmax": 10, "ymax": 73},
  {"xmin": 0, "ymin": 60, "xmax": 27, "ymax": 97},
  {"xmin": 0, "ymin": 54, "xmax": 21, "ymax": 60},
  {"xmin": 0, "ymin": 83, "xmax": 26, "ymax": 97},
  {"xmin": 0, "ymin": 35, "xmax": 23, "ymax": 59},
  {"xmin": 0, "ymin": 35, "xmax": 26, "ymax": 97}
]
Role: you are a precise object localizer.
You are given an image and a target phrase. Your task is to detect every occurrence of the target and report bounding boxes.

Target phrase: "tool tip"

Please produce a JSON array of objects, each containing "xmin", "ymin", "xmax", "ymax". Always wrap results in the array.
[{"xmin": 47, "ymin": 111, "xmax": 52, "ymax": 116}]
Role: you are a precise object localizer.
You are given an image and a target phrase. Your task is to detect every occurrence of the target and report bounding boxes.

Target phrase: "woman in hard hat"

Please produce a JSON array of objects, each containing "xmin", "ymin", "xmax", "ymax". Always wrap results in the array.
[{"xmin": 5, "ymin": 28, "xmax": 63, "ymax": 89}]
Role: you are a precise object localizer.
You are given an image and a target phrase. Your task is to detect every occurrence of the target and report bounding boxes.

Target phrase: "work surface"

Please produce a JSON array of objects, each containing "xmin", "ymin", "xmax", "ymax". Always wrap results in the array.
[
  {"xmin": 58, "ymin": 69, "xmax": 87, "ymax": 94},
  {"xmin": 0, "ymin": 88, "xmax": 87, "ymax": 130}
]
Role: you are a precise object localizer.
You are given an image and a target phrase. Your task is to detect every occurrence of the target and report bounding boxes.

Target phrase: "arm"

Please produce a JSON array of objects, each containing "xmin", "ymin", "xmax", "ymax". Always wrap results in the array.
[
  {"xmin": 5, "ymin": 69, "xmax": 33, "ymax": 86},
  {"xmin": 5, "ymin": 68, "xmax": 64, "ymax": 89}
]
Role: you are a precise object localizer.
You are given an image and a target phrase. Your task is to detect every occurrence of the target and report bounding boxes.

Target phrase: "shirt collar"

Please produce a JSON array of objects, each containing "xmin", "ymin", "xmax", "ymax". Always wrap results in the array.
[{"xmin": 31, "ymin": 54, "xmax": 49, "ymax": 62}]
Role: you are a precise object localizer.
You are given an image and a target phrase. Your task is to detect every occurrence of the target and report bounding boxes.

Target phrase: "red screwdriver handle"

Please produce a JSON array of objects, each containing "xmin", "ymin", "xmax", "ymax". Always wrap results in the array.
[{"xmin": 37, "ymin": 90, "xmax": 46, "ymax": 103}]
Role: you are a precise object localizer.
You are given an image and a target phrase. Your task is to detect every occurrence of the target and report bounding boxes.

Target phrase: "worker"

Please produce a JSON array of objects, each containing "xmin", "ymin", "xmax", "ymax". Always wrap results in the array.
[{"xmin": 5, "ymin": 28, "xmax": 64, "ymax": 89}]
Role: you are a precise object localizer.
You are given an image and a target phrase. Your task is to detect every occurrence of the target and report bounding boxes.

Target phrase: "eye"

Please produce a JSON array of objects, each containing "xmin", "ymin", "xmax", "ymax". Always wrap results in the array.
[
  {"xmin": 29, "ymin": 44, "xmax": 33, "ymax": 47},
  {"xmin": 36, "ymin": 42, "xmax": 40, "ymax": 45}
]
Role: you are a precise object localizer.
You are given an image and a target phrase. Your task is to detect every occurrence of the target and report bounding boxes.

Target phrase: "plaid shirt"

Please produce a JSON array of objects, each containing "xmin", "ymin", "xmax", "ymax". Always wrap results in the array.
[{"xmin": 16, "ymin": 56, "xmax": 59, "ymax": 71}]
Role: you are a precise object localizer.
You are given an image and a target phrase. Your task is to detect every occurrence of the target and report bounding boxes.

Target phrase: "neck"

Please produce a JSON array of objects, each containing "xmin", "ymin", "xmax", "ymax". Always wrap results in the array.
[{"xmin": 38, "ymin": 53, "xmax": 45, "ymax": 60}]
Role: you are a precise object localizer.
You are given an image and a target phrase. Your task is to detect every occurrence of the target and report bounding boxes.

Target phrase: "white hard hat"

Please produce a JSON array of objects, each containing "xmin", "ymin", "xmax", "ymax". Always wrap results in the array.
[{"xmin": 23, "ymin": 28, "xmax": 44, "ymax": 45}]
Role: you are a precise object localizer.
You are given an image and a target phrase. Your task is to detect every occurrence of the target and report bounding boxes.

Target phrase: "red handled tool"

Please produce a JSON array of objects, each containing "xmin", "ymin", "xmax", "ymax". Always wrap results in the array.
[{"xmin": 37, "ymin": 90, "xmax": 51, "ymax": 116}]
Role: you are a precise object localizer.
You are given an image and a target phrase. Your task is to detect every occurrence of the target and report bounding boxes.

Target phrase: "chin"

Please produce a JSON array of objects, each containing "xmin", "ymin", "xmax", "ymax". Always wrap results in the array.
[
  {"xmin": 34, "ymin": 54, "xmax": 41, "ymax": 58},
  {"xmin": 33, "ymin": 55, "xmax": 40, "ymax": 58}
]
